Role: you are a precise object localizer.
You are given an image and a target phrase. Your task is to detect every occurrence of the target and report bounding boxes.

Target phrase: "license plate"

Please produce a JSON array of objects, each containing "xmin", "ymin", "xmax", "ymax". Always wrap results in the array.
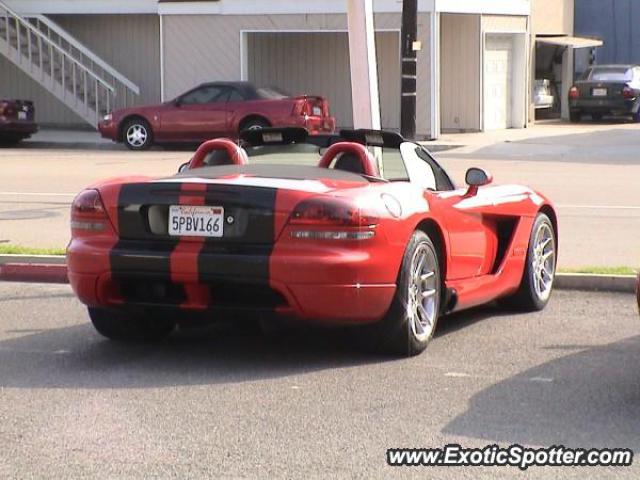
[
  {"xmin": 592, "ymin": 88, "xmax": 607, "ymax": 97},
  {"xmin": 18, "ymin": 111, "xmax": 27, "ymax": 120},
  {"xmin": 312, "ymin": 106, "xmax": 322, "ymax": 116},
  {"xmin": 168, "ymin": 205, "xmax": 223, "ymax": 237}
]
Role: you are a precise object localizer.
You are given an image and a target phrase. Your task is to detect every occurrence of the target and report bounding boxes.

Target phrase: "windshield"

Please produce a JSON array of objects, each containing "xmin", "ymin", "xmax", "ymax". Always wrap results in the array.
[
  {"xmin": 589, "ymin": 67, "xmax": 632, "ymax": 82},
  {"xmin": 244, "ymin": 143, "xmax": 323, "ymax": 166}
]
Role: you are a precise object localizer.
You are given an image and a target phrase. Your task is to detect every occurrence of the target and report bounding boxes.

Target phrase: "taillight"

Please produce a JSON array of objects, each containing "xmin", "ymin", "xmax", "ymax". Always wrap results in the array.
[
  {"xmin": 70, "ymin": 189, "xmax": 109, "ymax": 232},
  {"xmin": 623, "ymin": 86, "xmax": 635, "ymax": 99},
  {"xmin": 288, "ymin": 197, "xmax": 378, "ymax": 240},
  {"xmin": 0, "ymin": 101, "xmax": 7, "ymax": 116},
  {"xmin": 569, "ymin": 86, "xmax": 580, "ymax": 99}
]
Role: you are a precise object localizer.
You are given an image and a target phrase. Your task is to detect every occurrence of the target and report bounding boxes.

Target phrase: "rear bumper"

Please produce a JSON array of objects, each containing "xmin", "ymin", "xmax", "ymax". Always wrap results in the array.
[
  {"xmin": 67, "ymin": 239, "xmax": 396, "ymax": 324},
  {"xmin": 570, "ymin": 98, "xmax": 636, "ymax": 114},
  {"xmin": 0, "ymin": 120, "xmax": 38, "ymax": 137}
]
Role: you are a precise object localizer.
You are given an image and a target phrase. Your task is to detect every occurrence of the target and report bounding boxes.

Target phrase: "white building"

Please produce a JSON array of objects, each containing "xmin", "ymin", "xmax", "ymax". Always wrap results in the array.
[{"xmin": 1, "ymin": 0, "xmax": 589, "ymax": 138}]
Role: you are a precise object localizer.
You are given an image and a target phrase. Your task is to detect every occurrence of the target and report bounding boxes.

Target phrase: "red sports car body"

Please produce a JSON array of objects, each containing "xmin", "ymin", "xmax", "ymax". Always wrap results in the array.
[
  {"xmin": 98, "ymin": 82, "xmax": 336, "ymax": 150},
  {"xmin": 67, "ymin": 128, "xmax": 558, "ymax": 356}
]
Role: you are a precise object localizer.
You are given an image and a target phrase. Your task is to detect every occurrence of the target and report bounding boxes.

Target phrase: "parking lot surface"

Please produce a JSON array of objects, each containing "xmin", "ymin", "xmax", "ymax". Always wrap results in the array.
[{"xmin": 0, "ymin": 283, "xmax": 638, "ymax": 478}]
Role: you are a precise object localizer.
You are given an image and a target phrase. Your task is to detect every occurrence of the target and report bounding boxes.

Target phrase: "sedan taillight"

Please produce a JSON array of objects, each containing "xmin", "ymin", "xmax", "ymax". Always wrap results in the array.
[
  {"xmin": 622, "ymin": 86, "xmax": 635, "ymax": 99},
  {"xmin": 569, "ymin": 86, "xmax": 580, "ymax": 100}
]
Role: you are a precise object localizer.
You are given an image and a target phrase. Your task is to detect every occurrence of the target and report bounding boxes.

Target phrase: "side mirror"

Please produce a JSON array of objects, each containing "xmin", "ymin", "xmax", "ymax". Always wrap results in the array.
[
  {"xmin": 178, "ymin": 162, "xmax": 190, "ymax": 173},
  {"xmin": 464, "ymin": 167, "xmax": 493, "ymax": 196}
]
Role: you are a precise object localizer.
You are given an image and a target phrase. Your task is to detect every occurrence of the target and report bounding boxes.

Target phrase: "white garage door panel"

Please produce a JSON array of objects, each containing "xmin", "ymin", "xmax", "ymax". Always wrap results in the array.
[
  {"xmin": 484, "ymin": 36, "xmax": 513, "ymax": 130},
  {"xmin": 248, "ymin": 32, "xmax": 400, "ymax": 130}
]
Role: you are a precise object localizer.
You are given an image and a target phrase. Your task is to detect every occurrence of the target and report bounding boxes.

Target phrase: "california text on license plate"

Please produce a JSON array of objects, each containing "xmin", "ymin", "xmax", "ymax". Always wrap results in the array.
[
  {"xmin": 168, "ymin": 205, "xmax": 224, "ymax": 237},
  {"xmin": 593, "ymin": 88, "xmax": 607, "ymax": 97}
]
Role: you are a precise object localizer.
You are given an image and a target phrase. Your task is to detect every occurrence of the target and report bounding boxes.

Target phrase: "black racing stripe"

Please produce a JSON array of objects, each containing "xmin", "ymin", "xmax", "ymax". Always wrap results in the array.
[
  {"xmin": 198, "ymin": 183, "xmax": 277, "ymax": 285},
  {"xmin": 110, "ymin": 183, "xmax": 186, "ymax": 304}
]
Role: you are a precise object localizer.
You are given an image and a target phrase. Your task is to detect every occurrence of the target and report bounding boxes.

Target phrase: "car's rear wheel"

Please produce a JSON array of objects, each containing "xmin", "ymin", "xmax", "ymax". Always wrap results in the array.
[
  {"xmin": 123, "ymin": 118, "xmax": 153, "ymax": 150},
  {"xmin": 365, "ymin": 230, "xmax": 441, "ymax": 357},
  {"xmin": 239, "ymin": 117, "xmax": 270, "ymax": 133},
  {"xmin": 569, "ymin": 111, "xmax": 581, "ymax": 122},
  {"xmin": 499, "ymin": 213, "xmax": 556, "ymax": 311},
  {"xmin": 88, "ymin": 307, "xmax": 175, "ymax": 341}
]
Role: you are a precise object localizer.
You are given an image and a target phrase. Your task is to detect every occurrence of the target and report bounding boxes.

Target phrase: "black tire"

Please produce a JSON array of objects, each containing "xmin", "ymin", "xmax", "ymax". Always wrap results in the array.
[
  {"xmin": 88, "ymin": 307, "xmax": 175, "ymax": 341},
  {"xmin": 499, "ymin": 213, "xmax": 557, "ymax": 312},
  {"xmin": 239, "ymin": 117, "xmax": 270, "ymax": 133},
  {"xmin": 591, "ymin": 113, "xmax": 603, "ymax": 122},
  {"xmin": 364, "ymin": 230, "xmax": 441, "ymax": 357},
  {"xmin": 122, "ymin": 118, "xmax": 153, "ymax": 150},
  {"xmin": 633, "ymin": 108, "xmax": 640, "ymax": 123},
  {"xmin": 569, "ymin": 111, "xmax": 581, "ymax": 123}
]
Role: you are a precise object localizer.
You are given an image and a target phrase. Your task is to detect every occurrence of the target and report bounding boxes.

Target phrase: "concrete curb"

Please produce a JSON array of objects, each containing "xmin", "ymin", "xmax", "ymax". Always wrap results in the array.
[
  {"xmin": 0, "ymin": 255, "xmax": 68, "ymax": 284},
  {"xmin": 19, "ymin": 141, "xmax": 122, "ymax": 151},
  {"xmin": 0, "ymin": 255, "xmax": 67, "ymax": 265},
  {"xmin": 555, "ymin": 273, "xmax": 637, "ymax": 294},
  {"xmin": 0, "ymin": 255, "xmax": 637, "ymax": 294}
]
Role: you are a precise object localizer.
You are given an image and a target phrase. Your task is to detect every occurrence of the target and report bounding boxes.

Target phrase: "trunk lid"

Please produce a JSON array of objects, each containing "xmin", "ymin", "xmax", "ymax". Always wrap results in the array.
[
  {"xmin": 574, "ymin": 81, "xmax": 630, "ymax": 100},
  {"xmin": 104, "ymin": 166, "xmax": 368, "ymax": 244},
  {"xmin": 0, "ymin": 99, "xmax": 35, "ymax": 121}
]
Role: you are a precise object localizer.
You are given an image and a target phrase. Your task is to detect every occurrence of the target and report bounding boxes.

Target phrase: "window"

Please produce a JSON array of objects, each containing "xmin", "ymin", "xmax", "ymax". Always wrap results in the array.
[
  {"xmin": 380, "ymin": 148, "xmax": 410, "ymax": 181},
  {"xmin": 179, "ymin": 86, "xmax": 226, "ymax": 105},
  {"xmin": 589, "ymin": 67, "xmax": 632, "ymax": 82},
  {"xmin": 226, "ymin": 88, "xmax": 245, "ymax": 102},
  {"xmin": 401, "ymin": 143, "xmax": 455, "ymax": 191}
]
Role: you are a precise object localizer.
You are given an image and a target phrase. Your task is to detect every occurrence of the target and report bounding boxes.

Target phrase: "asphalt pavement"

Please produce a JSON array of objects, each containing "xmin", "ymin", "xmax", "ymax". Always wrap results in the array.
[{"xmin": 0, "ymin": 283, "xmax": 638, "ymax": 478}]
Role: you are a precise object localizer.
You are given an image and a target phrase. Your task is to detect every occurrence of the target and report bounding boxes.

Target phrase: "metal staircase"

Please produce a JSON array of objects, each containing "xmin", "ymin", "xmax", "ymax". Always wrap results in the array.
[{"xmin": 0, "ymin": 0, "xmax": 140, "ymax": 127}]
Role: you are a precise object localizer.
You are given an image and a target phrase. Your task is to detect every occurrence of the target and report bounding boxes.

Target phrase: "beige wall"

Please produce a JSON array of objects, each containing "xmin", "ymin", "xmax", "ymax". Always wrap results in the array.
[
  {"xmin": 440, "ymin": 14, "xmax": 481, "ymax": 132},
  {"xmin": 0, "ymin": 14, "xmax": 160, "ymax": 126},
  {"xmin": 481, "ymin": 15, "xmax": 528, "ymax": 33},
  {"xmin": 163, "ymin": 13, "xmax": 433, "ymax": 137},
  {"xmin": 531, "ymin": 0, "xmax": 573, "ymax": 35},
  {"xmin": 247, "ymin": 31, "xmax": 400, "ymax": 130}
]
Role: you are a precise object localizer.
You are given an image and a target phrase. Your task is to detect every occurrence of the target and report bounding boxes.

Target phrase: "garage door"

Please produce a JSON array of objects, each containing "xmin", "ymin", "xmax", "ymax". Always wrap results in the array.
[
  {"xmin": 483, "ymin": 35, "xmax": 513, "ymax": 130},
  {"xmin": 247, "ymin": 31, "xmax": 400, "ymax": 130}
]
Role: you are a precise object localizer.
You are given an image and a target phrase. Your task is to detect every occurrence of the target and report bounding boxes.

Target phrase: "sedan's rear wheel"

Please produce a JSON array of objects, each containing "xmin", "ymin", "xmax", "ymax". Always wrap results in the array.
[
  {"xmin": 569, "ymin": 111, "xmax": 581, "ymax": 123},
  {"xmin": 89, "ymin": 307, "xmax": 175, "ymax": 341},
  {"xmin": 367, "ymin": 230, "xmax": 441, "ymax": 357},
  {"xmin": 499, "ymin": 213, "xmax": 556, "ymax": 311}
]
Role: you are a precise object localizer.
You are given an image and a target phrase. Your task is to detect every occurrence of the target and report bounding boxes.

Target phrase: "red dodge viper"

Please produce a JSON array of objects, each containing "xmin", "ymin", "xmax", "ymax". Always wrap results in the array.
[{"xmin": 67, "ymin": 128, "xmax": 558, "ymax": 356}]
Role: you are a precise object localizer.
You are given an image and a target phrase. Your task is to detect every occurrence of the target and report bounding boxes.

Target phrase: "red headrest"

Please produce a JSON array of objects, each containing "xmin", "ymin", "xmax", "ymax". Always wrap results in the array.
[
  {"xmin": 189, "ymin": 139, "xmax": 248, "ymax": 169},
  {"xmin": 317, "ymin": 142, "xmax": 379, "ymax": 177}
]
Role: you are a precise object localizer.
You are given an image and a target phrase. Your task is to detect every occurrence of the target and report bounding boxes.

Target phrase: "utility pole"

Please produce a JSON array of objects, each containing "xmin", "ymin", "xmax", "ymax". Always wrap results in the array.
[
  {"xmin": 400, "ymin": 0, "xmax": 418, "ymax": 139},
  {"xmin": 346, "ymin": 0, "xmax": 381, "ymax": 130}
]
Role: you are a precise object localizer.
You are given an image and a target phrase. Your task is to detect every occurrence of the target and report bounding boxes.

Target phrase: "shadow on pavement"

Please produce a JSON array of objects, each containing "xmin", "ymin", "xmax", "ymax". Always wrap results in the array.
[
  {"xmin": 443, "ymin": 335, "xmax": 640, "ymax": 449},
  {"xmin": 0, "ymin": 318, "xmax": 396, "ymax": 389}
]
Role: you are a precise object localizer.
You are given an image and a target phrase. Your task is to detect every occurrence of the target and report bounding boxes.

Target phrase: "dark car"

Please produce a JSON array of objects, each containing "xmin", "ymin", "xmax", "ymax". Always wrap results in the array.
[
  {"xmin": 98, "ymin": 81, "xmax": 336, "ymax": 150},
  {"xmin": 0, "ymin": 98, "xmax": 37, "ymax": 145},
  {"xmin": 569, "ymin": 65, "xmax": 640, "ymax": 122}
]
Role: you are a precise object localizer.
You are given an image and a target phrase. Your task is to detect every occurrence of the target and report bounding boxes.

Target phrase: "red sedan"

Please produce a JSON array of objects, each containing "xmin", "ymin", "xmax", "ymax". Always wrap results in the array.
[
  {"xmin": 98, "ymin": 82, "xmax": 336, "ymax": 150},
  {"xmin": 67, "ymin": 128, "xmax": 558, "ymax": 356}
]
